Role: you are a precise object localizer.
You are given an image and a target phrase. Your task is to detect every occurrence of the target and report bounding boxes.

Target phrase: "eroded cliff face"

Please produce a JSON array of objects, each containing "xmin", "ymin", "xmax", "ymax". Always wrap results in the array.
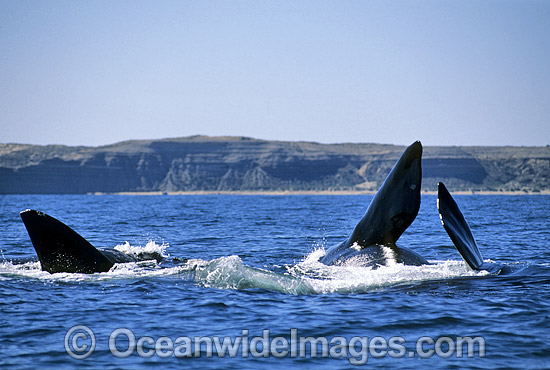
[{"xmin": 0, "ymin": 137, "xmax": 548, "ymax": 194}]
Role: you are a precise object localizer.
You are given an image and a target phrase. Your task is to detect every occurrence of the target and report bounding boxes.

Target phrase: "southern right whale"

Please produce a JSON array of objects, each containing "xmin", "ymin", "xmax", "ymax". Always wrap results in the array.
[
  {"xmin": 319, "ymin": 141, "xmax": 503, "ymax": 274},
  {"xmin": 320, "ymin": 141, "xmax": 428, "ymax": 267}
]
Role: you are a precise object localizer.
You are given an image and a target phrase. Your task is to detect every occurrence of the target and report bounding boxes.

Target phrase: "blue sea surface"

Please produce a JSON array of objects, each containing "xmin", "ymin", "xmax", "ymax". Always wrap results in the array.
[{"xmin": 0, "ymin": 194, "xmax": 549, "ymax": 369}]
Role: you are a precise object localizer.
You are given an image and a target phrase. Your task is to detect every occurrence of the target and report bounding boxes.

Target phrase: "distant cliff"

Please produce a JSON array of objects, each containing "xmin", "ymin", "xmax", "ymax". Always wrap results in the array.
[{"xmin": 0, "ymin": 136, "xmax": 548, "ymax": 194}]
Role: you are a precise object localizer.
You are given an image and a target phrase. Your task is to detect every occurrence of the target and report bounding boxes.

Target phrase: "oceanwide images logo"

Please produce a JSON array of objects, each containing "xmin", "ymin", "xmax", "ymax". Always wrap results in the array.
[
  {"xmin": 64, "ymin": 326, "xmax": 486, "ymax": 364},
  {"xmin": 64, "ymin": 325, "xmax": 97, "ymax": 360}
]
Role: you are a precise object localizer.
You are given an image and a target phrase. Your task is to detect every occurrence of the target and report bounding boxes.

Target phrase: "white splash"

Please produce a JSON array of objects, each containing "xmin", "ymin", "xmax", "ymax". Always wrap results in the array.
[
  {"xmin": 285, "ymin": 248, "xmax": 489, "ymax": 294},
  {"xmin": 381, "ymin": 246, "xmax": 397, "ymax": 267},
  {"xmin": 114, "ymin": 240, "xmax": 169, "ymax": 258}
]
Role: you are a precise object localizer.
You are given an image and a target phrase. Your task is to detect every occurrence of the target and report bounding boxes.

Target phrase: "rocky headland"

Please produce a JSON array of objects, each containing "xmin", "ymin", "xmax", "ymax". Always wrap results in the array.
[{"xmin": 0, "ymin": 136, "xmax": 548, "ymax": 194}]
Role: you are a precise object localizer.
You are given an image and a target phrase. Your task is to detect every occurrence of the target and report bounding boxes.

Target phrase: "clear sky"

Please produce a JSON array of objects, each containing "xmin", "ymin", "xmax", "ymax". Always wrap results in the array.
[{"xmin": 1, "ymin": 0, "xmax": 549, "ymax": 147}]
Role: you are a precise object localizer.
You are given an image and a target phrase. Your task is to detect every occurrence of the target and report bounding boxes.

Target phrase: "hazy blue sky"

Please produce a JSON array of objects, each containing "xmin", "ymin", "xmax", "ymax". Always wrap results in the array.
[{"xmin": 1, "ymin": 0, "xmax": 549, "ymax": 146}]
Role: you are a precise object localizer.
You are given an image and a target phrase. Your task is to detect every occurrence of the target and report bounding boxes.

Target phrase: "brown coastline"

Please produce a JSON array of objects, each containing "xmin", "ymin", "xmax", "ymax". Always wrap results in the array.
[{"xmin": 2, "ymin": 136, "xmax": 548, "ymax": 195}]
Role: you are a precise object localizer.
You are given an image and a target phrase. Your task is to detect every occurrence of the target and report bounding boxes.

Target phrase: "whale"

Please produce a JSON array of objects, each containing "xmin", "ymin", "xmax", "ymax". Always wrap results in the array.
[
  {"xmin": 319, "ymin": 142, "xmax": 503, "ymax": 272},
  {"xmin": 320, "ymin": 141, "xmax": 428, "ymax": 267},
  {"xmin": 20, "ymin": 210, "xmax": 143, "ymax": 273}
]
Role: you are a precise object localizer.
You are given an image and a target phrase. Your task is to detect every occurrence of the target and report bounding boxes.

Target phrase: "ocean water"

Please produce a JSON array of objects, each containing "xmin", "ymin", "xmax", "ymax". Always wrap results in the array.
[{"xmin": 0, "ymin": 194, "xmax": 549, "ymax": 369}]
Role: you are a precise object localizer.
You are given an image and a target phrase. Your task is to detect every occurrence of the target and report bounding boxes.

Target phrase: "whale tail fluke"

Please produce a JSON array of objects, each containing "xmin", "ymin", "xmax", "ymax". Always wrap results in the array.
[
  {"xmin": 20, "ymin": 209, "xmax": 114, "ymax": 273},
  {"xmin": 437, "ymin": 182, "xmax": 484, "ymax": 270}
]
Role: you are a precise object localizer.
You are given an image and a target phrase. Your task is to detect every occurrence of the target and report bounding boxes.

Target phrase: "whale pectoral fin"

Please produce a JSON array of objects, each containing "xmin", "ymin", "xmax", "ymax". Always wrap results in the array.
[
  {"xmin": 20, "ymin": 209, "xmax": 114, "ymax": 274},
  {"xmin": 437, "ymin": 183, "xmax": 484, "ymax": 270},
  {"xmin": 350, "ymin": 141, "xmax": 423, "ymax": 246},
  {"xmin": 320, "ymin": 141, "xmax": 423, "ymax": 266}
]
